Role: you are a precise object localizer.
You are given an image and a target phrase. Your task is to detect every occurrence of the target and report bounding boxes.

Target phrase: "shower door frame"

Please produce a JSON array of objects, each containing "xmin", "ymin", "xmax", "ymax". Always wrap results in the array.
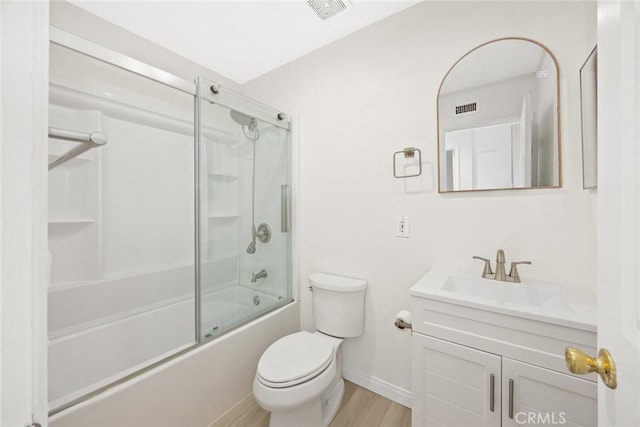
[
  {"xmin": 50, "ymin": 27, "xmax": 196, "ymax": 96},
  {"xmin": 196, "ymin": 76, "xmax": 293, "ymax": 341},
  {"xmin": 47, "ymin": 26, "xmax": 297, "ymax": 416}
]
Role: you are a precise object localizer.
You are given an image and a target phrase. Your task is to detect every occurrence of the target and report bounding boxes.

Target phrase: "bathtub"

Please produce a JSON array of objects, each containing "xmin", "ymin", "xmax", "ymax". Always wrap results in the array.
[
  {"xmin": 48, "ymin": 265, "xmax": 292, "ymax": 413},
  {"xmin": 49, "ymin": 300, "xmax": 299, "ymax": 426}
]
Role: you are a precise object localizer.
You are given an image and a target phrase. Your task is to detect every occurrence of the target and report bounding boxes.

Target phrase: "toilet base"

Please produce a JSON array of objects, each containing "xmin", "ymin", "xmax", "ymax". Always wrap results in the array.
[
  {"xmin": 321, "ymin": 377, "xmax": 345, "ymax": 425},
  {"xmin": 268, "ymin": 378, "xmax": 345, "ymax": 427}
]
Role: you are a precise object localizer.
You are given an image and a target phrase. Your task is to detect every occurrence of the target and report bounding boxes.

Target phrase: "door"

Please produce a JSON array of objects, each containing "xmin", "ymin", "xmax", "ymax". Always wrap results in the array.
[
  {"xmin": 596, "ymin": 0, "xmax": 640, "ymax": 425},
  {"xmin": 412, "ymin": 334, "xmax": 501, "ymax": 427},
  {"xmin": 502, "ymin": 358, "xmax": 596, "ymax": 427}
]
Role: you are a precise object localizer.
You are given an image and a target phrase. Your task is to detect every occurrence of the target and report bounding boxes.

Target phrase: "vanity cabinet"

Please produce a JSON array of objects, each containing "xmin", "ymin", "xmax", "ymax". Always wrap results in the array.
[
  {"xmin": 410, "ymin": 285, "xmax": 597, "ymax": 427},
  {"xmin": 412, "ymin": 334, "xmax": 501, "ymax": 426},
  {"xmin": 501, "ymin": 358, "xmax": 596, "ymax": 427},
  {"xmin": 412, "ymin": 334, "xmax": 596, "ymax": 426}
]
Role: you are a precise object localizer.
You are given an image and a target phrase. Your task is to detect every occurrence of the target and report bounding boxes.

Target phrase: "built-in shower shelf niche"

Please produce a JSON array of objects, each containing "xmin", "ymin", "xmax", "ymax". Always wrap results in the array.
[
  {"xmin": 208, "ymin": 172, "xmax": 238, "ymax": 180},
  {"xmin": 203, "ymin": 136, "xmax": 239, "ymax": 178},
  {"xmin": 208, "ymin": 214, "xmax": 239, "ymax": 220},
  {"xmin": 48, "ymin": 153, "xmax": 93, "ymax": 168},
  {"xmin": 48, "ymin": 106, "xmax": 103, "ymax": 287},
  {"xmin": 48, "ymin": 218, "xmax": 97, "ymax": 225}
]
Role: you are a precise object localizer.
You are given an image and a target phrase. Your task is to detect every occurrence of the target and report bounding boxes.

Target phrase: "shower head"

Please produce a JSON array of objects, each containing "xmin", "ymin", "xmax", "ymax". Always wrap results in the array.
[{"xmin": 230, "ymin": 110, "xmax": 257, "ymax": 131}]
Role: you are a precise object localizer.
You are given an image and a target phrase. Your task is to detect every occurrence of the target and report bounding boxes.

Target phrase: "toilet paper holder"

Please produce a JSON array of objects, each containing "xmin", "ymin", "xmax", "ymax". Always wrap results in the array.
[{"xmin": 394, "ymin": 319, "xmax": 412, "ymax": 330}]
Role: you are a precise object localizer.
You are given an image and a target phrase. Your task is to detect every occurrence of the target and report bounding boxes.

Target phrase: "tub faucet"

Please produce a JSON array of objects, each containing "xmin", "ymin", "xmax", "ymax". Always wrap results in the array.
[
  {"xmin": 473, "ymin": 249, "xmax": 531, "ymax": 283},
  {"xmin": 251, "ymin": 269, "xmax": 267, "ymax": 283}
]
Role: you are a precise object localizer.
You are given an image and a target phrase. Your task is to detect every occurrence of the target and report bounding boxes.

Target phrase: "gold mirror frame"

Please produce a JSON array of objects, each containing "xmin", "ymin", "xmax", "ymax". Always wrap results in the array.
[{"xmin": 437, "ymin": 37, "xmax": 562, "ymax": 193}]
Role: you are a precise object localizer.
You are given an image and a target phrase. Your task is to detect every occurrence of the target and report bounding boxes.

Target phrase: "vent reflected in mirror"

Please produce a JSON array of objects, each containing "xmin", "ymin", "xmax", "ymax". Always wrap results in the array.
[{"xmin": 437, "ymin": 38, "xmax": 561, "ymax": 192}]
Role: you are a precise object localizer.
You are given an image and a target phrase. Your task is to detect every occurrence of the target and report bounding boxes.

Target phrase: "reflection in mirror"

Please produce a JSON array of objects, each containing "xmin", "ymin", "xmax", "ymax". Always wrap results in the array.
[{"xmin": 438, "ymin": 38, "xmax": 560, "ymax": 192}]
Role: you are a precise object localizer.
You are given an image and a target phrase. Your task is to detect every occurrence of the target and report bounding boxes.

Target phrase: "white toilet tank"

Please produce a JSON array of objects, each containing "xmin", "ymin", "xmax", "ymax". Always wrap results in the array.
[{"xmin": 309, "ymin": 272, "xmax": 367, "ymax": 338}]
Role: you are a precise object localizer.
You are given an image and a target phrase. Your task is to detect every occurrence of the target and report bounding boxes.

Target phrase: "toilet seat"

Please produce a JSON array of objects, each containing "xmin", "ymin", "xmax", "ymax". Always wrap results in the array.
[{"xmin": 257, "ymin": 331, "xmax": 335, "ymax": 388}]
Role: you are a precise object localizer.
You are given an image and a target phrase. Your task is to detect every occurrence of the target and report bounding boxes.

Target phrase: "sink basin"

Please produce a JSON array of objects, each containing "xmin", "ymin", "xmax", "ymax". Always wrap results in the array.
[
  {"xmin": 441, "ymin": 275, "xmax": 572, "ymax": 311},
  {"xmin": 410, "ymin": 267, "xmax": 596, "ymax": 329}
]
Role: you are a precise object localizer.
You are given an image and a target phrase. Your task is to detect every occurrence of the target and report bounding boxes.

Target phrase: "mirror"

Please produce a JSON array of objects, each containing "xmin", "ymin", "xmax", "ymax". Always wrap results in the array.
[{"xmin": 438, "ymin": 38, "xmax": 561, "ymax": 192}]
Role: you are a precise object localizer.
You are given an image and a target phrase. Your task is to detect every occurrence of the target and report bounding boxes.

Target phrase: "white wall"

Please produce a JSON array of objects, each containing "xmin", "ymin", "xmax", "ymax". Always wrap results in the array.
[
  {"xmin": 1, "ymin": 1, "xmax": 49, "ymax": 425},
  {"xmin": 243, "ymin": 1, "xmax": 597, "ymax": 404}
]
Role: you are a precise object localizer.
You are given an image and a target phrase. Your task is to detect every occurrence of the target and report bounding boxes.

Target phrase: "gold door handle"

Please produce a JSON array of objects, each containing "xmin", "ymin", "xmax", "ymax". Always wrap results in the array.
[{"xmin": 565, "ymin": 347, "xmax": 617, "ymax": 389}]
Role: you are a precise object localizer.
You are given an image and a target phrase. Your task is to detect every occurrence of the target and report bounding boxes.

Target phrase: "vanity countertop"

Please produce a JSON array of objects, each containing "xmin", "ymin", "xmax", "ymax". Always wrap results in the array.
[{"xmin": 410, "ymin": 267, "xmax": 596, "ymax": 332}]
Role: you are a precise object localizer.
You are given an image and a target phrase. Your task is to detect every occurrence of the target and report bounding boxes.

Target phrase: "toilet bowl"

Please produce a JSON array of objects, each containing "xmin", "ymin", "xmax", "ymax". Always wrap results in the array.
[
  {"xmin": 253, "ymin": 331, "xmax": 344, "ymax": 426},
  {"xmin": 253, "ymin": 273, "xmax": 367, "ymax": 427}
]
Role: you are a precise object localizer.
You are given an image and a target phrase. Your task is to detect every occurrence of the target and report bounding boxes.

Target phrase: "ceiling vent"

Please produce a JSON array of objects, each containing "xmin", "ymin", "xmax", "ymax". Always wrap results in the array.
[
  {"xmin": 455, "ymin": 102, "xmax": 478, "ymax": 115},
  {"xmin": 307, "ymin": 0, "xmax": 347, "ymax": 20}
]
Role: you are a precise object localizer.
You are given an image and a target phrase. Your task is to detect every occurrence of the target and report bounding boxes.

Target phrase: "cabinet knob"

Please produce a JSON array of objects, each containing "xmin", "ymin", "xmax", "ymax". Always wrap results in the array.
[{"xmin": 565, "ymin": 347, "xmax": 617, "ymax": 389}]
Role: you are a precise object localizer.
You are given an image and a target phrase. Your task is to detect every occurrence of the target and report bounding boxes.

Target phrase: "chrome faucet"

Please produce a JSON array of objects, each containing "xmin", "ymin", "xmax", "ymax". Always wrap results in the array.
[
  {"xmin": 473, "ymin": 249, "xmax": 531, "ymax": 283},
  {"xmin": 251, "ymin": 269, "xmax": 267, "ymax": 283}
]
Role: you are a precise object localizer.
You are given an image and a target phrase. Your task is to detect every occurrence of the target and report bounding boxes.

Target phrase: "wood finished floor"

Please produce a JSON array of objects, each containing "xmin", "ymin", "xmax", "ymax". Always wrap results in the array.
[{"xmin": 212, "ymin": 381, "xmax": 411, "ymax": 427}]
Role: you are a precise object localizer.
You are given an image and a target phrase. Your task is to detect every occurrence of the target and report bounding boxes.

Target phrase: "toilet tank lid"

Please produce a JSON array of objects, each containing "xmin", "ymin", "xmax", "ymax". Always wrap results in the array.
[{"xmin": 309, "ymin": 272, "xmax": 367, "ymax": 292}]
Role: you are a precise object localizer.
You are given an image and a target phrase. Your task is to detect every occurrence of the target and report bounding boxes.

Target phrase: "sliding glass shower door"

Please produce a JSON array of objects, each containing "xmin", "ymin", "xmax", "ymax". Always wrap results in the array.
[
  {"xmin": 48, "ymin": 43, "xmax": 196, "ymax": 411},
  {"xmin": 47, "ymin": 37, "xmax": 293, "ymax": 414},
  {"xmin": 197, "ymin": 79, "xmax": 292, "ymax": 339}
]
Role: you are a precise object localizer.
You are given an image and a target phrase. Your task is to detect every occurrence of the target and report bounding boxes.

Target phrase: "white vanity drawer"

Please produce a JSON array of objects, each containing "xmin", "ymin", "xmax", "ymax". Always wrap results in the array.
[{"xmin": 411, "ymin": 296, "xmax": 597, "ymax": 380}]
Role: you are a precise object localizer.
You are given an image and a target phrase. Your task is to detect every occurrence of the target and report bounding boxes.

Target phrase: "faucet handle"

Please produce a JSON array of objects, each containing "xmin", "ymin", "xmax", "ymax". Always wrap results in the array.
[
  {"xmin": 473, "ymin": 256, "xmax": 493, "ymax": 278},
  {"xmin": 508, "ymin": 261, "xmax": 532, "ymax": 283}
]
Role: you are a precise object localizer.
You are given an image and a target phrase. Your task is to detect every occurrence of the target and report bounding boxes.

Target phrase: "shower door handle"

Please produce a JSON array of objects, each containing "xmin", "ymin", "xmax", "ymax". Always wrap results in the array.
[{"xmin": 281, "ymin": 184, "xmax": 290, "ymax": 233}]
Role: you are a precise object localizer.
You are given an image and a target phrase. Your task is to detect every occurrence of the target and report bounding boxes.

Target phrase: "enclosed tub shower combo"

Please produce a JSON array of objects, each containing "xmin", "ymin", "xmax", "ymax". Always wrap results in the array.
[{"xmin": 47, "ymin": 28, "xmax": 293, "ymax": 414}]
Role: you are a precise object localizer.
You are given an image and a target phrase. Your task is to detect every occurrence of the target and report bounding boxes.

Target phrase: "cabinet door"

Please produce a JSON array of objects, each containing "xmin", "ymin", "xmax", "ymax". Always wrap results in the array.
[
  {"xmin": 412, "ymin": 334, "xmax": 501, "ymax": 427},
  {"xmin": 502, "ymin": 358, "xmax": 597, "ymax": 427}
]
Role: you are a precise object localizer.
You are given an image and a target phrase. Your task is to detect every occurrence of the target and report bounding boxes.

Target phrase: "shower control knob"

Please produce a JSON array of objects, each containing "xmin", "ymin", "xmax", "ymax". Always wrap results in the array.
[{"xmin": 257, "ymin": 223, "xmax": 272, "ymax": 243}]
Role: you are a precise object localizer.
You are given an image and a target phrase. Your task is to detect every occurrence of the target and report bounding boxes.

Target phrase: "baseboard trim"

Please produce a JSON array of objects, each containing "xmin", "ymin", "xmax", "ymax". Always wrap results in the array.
[{"xmin": 342, "ymin": 368, "xmax": 412, "ymax": 408}]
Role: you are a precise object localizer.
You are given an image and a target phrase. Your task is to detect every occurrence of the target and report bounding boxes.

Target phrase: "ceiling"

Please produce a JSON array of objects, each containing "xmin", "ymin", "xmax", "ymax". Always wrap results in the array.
[{"xmin": 69, "ymin": 0, "xmax": 421, "ymax": 84}]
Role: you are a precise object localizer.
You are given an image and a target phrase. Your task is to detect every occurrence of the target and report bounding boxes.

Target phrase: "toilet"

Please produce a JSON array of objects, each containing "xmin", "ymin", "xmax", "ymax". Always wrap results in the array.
[{"xmin": 253, "ymin": 272, "xmax": 367, "ymax": 427}]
